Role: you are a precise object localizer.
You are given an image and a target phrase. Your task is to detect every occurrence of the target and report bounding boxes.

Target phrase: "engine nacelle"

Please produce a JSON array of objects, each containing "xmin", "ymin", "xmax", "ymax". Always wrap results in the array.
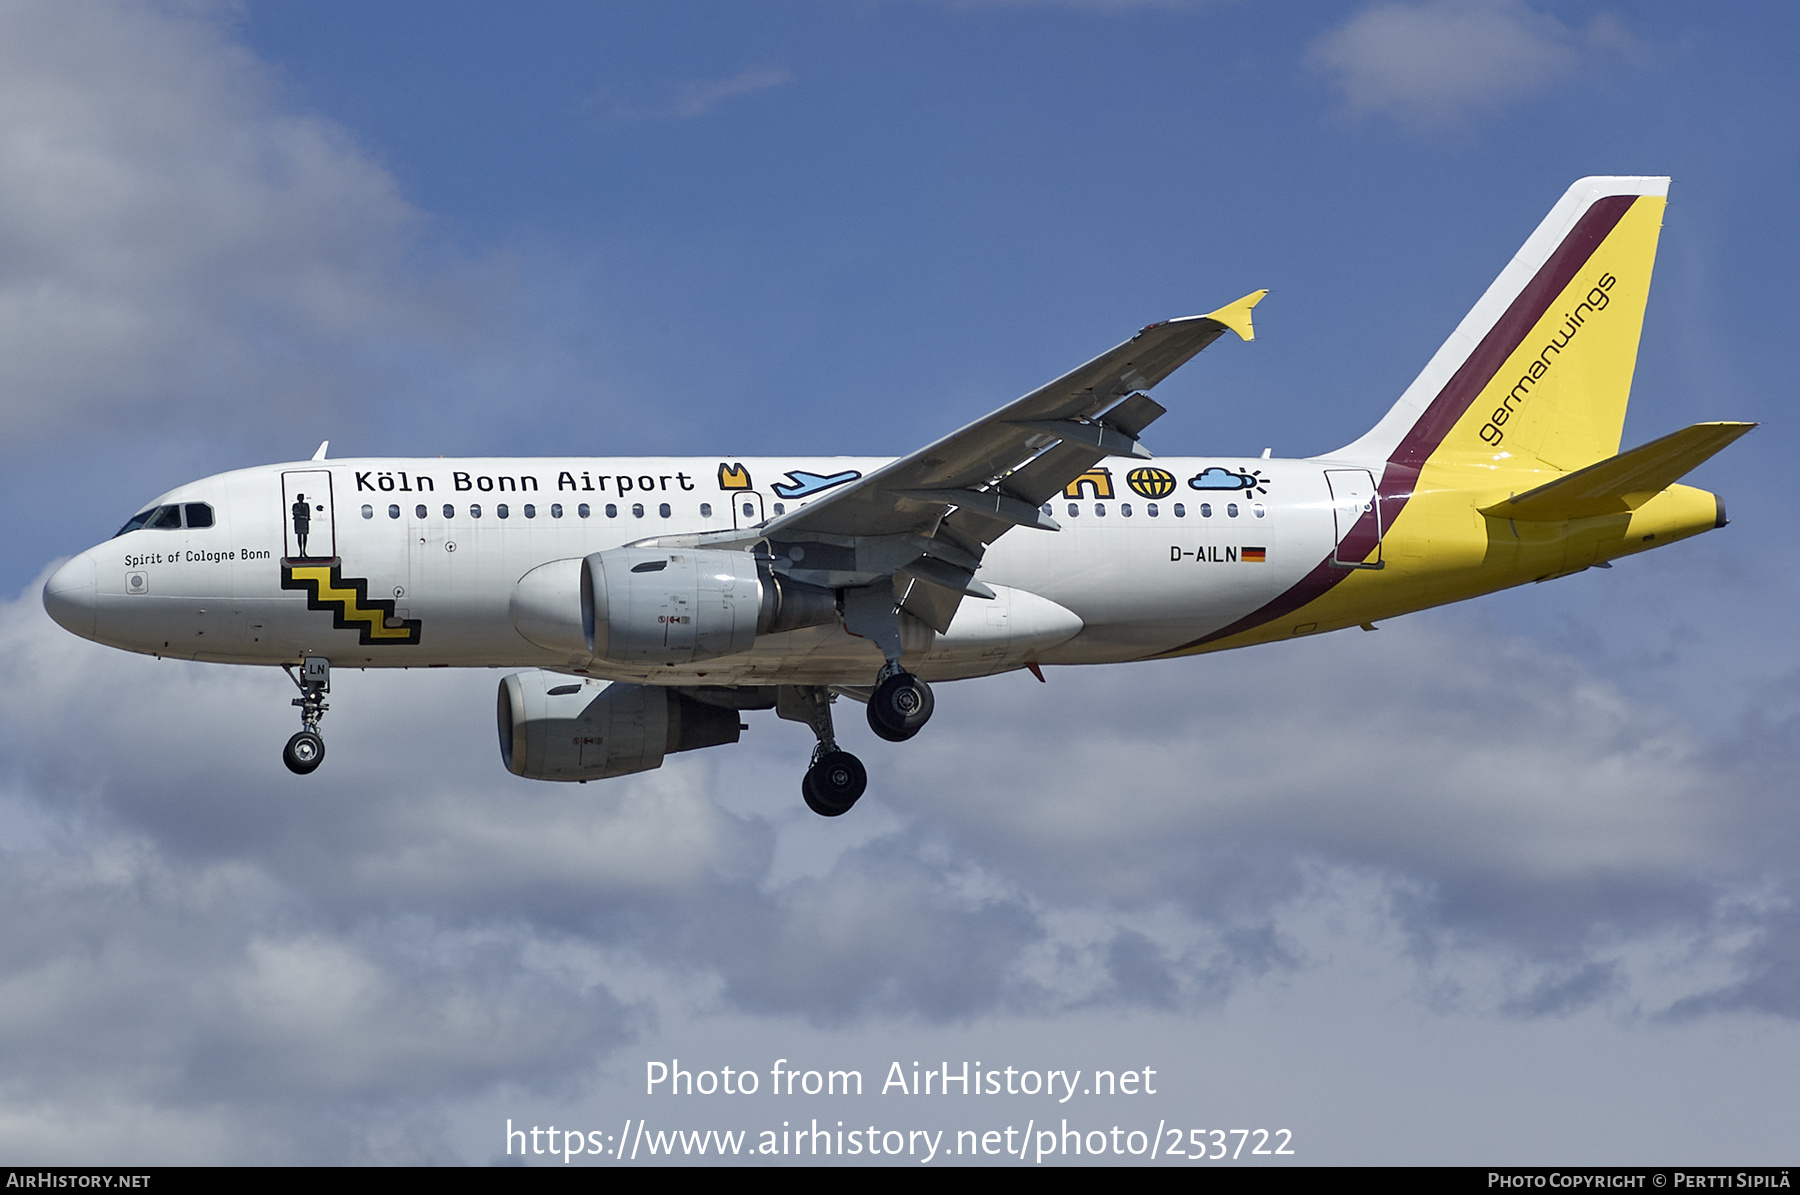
[
  {"xmin": 496, "ymin": 670, "xmax": 742, "ymax": 781},
  {"xmin": 584, "ymin": 547, "xmax": 761, "ymax": 664},
  {"xmin": 511, "ymin": 548, "xmax": 837, "ymax": 666}
]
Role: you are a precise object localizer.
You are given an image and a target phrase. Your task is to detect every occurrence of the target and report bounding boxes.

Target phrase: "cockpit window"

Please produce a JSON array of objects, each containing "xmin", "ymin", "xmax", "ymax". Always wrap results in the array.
[
  {"xmin": 114, "ymin": 502, "xmax": 214, "ymax": 537},
  {"xmin": 115, "ymin": 509, "xmax": 156, "ymax": 537}
]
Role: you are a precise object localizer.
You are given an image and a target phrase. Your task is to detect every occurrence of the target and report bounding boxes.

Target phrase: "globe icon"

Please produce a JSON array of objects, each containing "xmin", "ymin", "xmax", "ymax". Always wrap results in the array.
[{"xmin": 1127, "ymin": 468, "xmax": 1176, "ymax": 499}]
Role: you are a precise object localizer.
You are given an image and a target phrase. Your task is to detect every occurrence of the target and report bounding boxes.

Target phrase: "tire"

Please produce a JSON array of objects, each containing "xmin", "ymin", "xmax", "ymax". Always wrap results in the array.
[
  {"xmin": 866, "ymin": 671, "xmax": 934, "ymax": 741},
  {"xmin": 802, "ymin": 750, "xmax": 866, "ymax": 816},
  {"xmin": 801, "ymin": 772, "xmax": 839, "ymax": 817},
  {"xmin": 283, "ymin": 730, "xmax": 326, "ymax": 775}
]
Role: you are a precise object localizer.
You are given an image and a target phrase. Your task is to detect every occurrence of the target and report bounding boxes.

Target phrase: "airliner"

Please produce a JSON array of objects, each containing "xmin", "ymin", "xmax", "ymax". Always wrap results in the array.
[{"xmin": 42, "ymin": 177, "xmax": 1751, "ymax": 816}]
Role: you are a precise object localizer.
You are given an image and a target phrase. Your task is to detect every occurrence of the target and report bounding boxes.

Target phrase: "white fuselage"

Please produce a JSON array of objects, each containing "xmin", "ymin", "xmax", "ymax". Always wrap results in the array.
[{"xmin": 50, "ymin": 454, "xmax": 1352, "ymax": 684}]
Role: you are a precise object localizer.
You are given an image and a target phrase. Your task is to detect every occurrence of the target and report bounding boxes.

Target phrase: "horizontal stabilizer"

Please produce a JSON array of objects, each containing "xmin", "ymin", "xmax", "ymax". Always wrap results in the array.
[{"xmin": 1479, "ymin": 422, "xmax": 1755, "ymax": 521}]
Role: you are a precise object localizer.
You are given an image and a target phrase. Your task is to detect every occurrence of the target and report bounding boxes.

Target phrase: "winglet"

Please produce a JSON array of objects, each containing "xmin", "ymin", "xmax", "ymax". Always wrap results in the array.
[
  {"xmin": 1204, "ymin": 289, "xmax": 1268, "ymax": 342},
  {"xmin": 312, "ymin": 440, "xmax": 330, "ymax": 461}
]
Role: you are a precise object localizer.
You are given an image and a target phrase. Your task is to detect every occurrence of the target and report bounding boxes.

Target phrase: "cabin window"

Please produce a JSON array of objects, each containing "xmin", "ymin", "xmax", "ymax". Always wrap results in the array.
[
  {"xmin": 700, "ymin": 503, "xmax": 712, "ymax": 518},
  {"xmin": 1094, "ymin": 504, "xmax": 1106, "ymax": 517},
  {"xmin": 470, "ymin": 504, "xmax": 482, "ymax": 518},
  {"xmin": 1173, "ymin": 503, "xmax": 1186, "ymax": 517},
  {"xmin": 1254, "ymin": 503, "xmax": 1265, "ymax": 518},
  {"xmin": 1067, "ymin": 504, "xmax": 1079, "ymax": 518},
  {"xmin": 387, "ymin": 504, "xmax": 400, "ymax": 519},
  {"xmin": 1200, "ymin": 503, "xmax": 1212, "ymax": 518},
  {"xmin": 1227, "ymin": 503, "xmax": 1239, "ymax": 518},
  {"xmin": 605, "ymin": 503, "xmax": 618, "ymax": 518},
  {"xmin": 578, "ymin": 504, "xmax": 590, "ymax": 518},
  {"xmin": 442, "ymin": 504, "xmax": 454, "ymax": 519},
  {"xmin": 184, "ymin": 503, "xmax": 214, "ymax": 528},
  {"xmin": 551, "ymin": 503, "xmax": 563, "ymax": 518},
  {"xmin": 1147, "ymin": 503, "xmax": 1159, "ymax": 517},
  {"xmin": 415, "ymin": 505, "xmax": 427, "ymax": 519},
  {"xmin": 1120, "ymin": 503, "xmax": 1132, "ymax": 517},
  {"xmin": 497, "ymin": 503, "xmax": 510, "ymax": 519},
  {"xmin": 524, "ymin": 503, "xmax": 536, "ymax": 518},
  {"xmin": 361, "ymin": 504, "xmax": 373, "ymax": 519},
  {"xmin": 632, "ymin": 503, "xmax": 645, "ymax": 518},
  {"xmin": 659, "ymin": 502, "xmax": 672, "ymax": 518},
  {"xmin": 742, "ymin": 502, "xmax": 754, "ymax": 518},
  {"xmin": 772, "ymin": 502, "xmax": 785, "ymax": 516}
]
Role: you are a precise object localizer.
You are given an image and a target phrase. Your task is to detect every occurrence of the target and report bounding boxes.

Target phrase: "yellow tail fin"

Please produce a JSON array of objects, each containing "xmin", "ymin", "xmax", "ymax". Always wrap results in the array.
[{"xmin": 1335, "ymin": 177, "xmax": 1670, "ymax": 478}]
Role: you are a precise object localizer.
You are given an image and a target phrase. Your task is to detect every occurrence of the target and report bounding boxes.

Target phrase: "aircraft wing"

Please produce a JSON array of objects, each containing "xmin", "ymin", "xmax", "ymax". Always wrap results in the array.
[
  {"xmin": 765, "ymin": 290, "xmax": 1266, "ymax": 548},
  {"xmin": 755, "ymin": 291, "xmax": 1265, "ymax": 630}
]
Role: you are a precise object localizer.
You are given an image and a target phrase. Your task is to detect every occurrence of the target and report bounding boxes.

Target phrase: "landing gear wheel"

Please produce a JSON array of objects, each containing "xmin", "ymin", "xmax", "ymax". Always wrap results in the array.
[
  {"xmin": 802, "ymin": 750, "xmax": 866, "ymax": 817},
  {"xmin": 866, "ymin": 671, "xmax": 934, "ymax": 742},
  {"xmin": 282, "ymin": 659, "xmax": 331, "ymax": 776},
  {"xmin": 283, "ymin": 730, "xmax": 325, "ymax": 775}
]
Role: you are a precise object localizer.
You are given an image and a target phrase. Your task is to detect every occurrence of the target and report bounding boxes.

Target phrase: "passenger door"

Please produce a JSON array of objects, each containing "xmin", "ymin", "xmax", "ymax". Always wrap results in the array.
[{"xmin": 281, "ymin": 470, "xmax": 336, "ymax": 561}]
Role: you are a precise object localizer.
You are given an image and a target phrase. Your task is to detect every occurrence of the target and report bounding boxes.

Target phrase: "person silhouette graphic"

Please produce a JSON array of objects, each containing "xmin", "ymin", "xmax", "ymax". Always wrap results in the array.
[{"xmin": 291, "ymin": 493, "xmax": 312, "ymax": 559}]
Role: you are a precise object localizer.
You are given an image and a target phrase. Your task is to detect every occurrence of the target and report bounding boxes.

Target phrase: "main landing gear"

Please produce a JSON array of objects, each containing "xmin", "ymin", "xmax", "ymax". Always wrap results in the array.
[
  {"xmin": 865, "ymin": 662, "xmax": 934, "ymax": 742},
  {"xmin": 838, "ymin": 584, "xmax": 936, "ymax": 746},
  {"xmin": 781, "ymin": 685, "xmax": 869, "ymax": 817},
  {"xmin": 281, "ymin": 657, "xmax": 330, "ymax": 775},
  {"xmin": 805, "ymin": 750, "xmax": 868, "ymax": 819},
  {"xmin": 778, "ymin": 666, "xmax": 936, "ymax": 818}
]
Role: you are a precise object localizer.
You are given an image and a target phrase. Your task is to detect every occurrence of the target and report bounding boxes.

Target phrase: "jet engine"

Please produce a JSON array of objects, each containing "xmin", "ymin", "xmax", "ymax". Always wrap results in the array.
[
  {"xmin": 510, "ymin": 548, "xmax": 838, "ymax": 666},
  {"xmin": 496, "ymin": 670, "xmax": 742, "ymax": 781}
]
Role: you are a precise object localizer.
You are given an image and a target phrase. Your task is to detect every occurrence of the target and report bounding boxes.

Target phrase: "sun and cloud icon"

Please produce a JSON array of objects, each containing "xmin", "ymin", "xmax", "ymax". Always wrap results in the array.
[{"xmin": 1187, "ymin": 467, "xmax": 1269, "ymax": 497}]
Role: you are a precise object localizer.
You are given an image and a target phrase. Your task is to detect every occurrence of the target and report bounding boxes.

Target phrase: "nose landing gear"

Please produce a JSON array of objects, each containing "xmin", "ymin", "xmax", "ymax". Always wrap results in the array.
[
  {"xmin": 283, "ymin": 729, "xmax": 325, "ymax": 773},
  {"xmin": 281, "ymin": 657, "xmax": 330, "ymax": 775}
]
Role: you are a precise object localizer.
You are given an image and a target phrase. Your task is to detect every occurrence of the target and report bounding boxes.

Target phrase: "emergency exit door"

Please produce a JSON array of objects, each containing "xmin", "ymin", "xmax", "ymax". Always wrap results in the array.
[{"xmin": 1325, "ymin": 468, "xmax": 1383, "ymax": 569}]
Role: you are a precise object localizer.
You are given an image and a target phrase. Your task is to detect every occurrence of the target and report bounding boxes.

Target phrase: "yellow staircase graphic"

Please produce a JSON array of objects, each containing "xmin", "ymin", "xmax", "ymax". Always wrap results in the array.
[{"xmin": 280, "ymin": 559, "xmax": 421, "ymax": 645}]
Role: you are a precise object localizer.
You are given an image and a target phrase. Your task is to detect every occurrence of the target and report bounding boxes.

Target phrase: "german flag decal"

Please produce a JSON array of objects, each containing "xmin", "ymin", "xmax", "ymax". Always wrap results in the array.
[
  {"xmin": 1242, "ymin": 547, "xmax": 1267, "ymax": 563},
  {"xmin": 281, "ymin": 559, "xmax": 421, "ymax": 645}
]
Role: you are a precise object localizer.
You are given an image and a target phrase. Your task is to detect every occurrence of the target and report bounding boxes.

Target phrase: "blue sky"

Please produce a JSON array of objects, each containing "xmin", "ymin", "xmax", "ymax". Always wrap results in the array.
[{"xmin": 2, "ymin": 0, "xmax": 1798, "ymax": 1164}]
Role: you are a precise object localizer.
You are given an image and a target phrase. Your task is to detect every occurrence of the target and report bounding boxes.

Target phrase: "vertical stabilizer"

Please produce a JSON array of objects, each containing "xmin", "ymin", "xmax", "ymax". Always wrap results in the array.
[{"xmin": 1331, "ymin": 177, "xmax": 1668, "ymax": 476}]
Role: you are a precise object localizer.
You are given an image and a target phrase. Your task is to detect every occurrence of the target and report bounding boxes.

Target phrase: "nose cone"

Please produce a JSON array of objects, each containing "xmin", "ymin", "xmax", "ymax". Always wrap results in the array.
[{"xmin": 43, "ymin": 553, "xmax": 98, "ymax": 640}]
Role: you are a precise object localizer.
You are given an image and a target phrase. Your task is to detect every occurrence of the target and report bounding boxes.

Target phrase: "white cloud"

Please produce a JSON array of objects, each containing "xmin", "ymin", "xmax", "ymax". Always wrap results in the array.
[
  {"xmin": 0, "ymin": 1, "xmax": 477, "ymax": 448},
  {"xmin": 1308, "ymin": 0, "xmax": 1632, "ymax": 128},
  {"xmin": 609, "ymin": 66, "xmax": 793, "ymax": 122},
  {"xmin": 6, "ymin": 551, "xmax": 1799, "ymax": 1156}
]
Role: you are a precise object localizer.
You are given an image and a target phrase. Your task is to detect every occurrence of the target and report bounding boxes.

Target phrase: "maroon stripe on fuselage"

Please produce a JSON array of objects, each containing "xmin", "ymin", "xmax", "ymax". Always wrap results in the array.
[{"xmin": 1158, "ymin": 193, "xmax": 1639, "ymax": 656}]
